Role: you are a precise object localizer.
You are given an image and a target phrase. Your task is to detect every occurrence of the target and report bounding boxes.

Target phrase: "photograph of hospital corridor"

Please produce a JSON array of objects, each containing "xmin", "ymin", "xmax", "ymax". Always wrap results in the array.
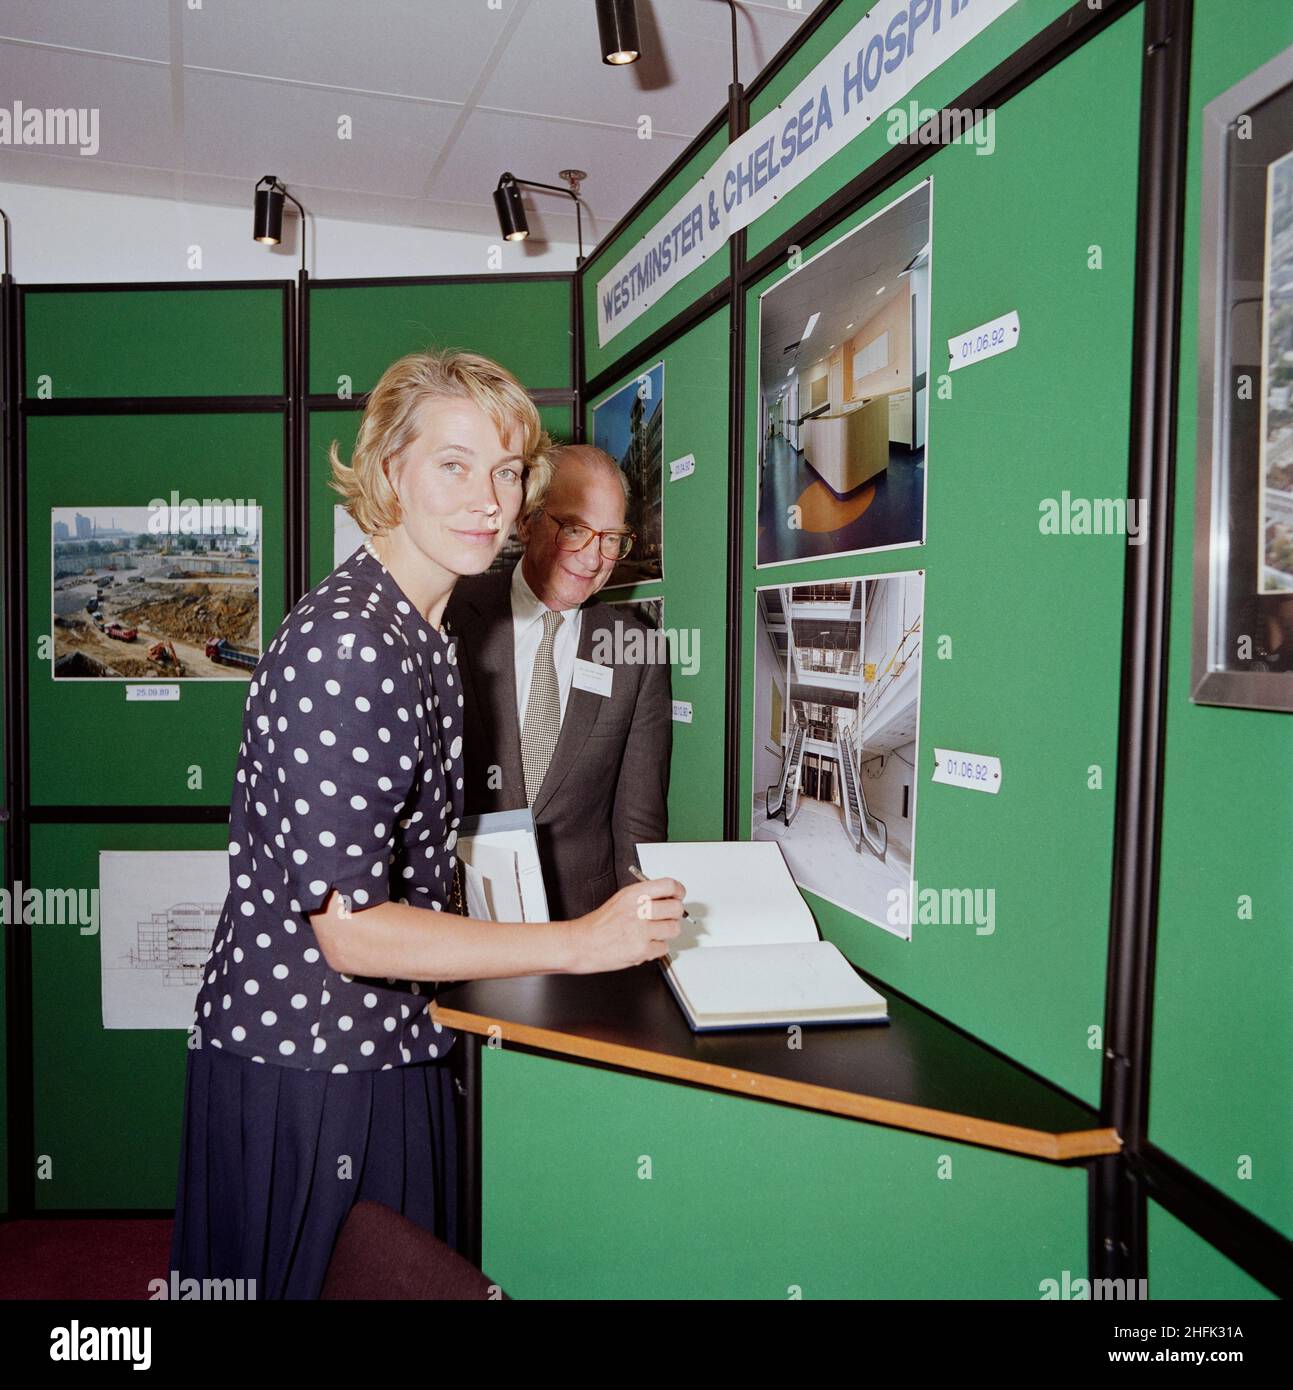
[
  {"xmin": 756, "ymin": 181, "xmax": 930, "ymax": 566},
  {"xmin": 753, "ymin": 574, "xmax": 924, "ymax": 938}
]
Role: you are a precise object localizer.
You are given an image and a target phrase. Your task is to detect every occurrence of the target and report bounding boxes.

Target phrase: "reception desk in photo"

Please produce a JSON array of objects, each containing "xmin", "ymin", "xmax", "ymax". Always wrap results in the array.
[
  {"xmin": 800, "ymin": 394, "xmax": 892, "ymax": 495},
  {"xmin": 434, "ymin": 967, "xmax": 1118, "ymax": 1300}
]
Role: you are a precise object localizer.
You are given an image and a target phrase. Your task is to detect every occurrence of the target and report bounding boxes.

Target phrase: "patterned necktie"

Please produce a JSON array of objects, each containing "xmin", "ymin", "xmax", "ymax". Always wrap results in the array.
[{"xmin": 521, "ymin": 608, "xmax": 563, "ymax": 805}]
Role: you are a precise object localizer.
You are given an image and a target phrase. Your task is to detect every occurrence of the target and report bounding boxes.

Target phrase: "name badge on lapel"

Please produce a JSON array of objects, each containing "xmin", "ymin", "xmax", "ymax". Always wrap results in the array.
[{"xmin": 573, "ymin": 657, "xmax": 613, "ymax": 698}]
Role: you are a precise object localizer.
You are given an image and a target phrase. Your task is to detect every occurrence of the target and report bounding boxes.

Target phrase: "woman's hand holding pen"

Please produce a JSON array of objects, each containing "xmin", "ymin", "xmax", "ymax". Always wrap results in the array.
[{"xmin": 565, "ymin": 876, "xmax": 686, "ymax": 974}]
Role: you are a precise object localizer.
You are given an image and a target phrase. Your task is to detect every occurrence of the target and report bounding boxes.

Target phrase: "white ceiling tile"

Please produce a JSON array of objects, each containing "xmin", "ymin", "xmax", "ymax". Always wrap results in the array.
[
  {"xmin": 183, "ymin": 68, "xmax": 461, "ymax": 195},
  {"xmin": 0, "ymin": 0, "xmax": 171, "ymax": 61},
  {"xmin": 180, "ymin": 0, "xmax": 504, "ymax": 104}
]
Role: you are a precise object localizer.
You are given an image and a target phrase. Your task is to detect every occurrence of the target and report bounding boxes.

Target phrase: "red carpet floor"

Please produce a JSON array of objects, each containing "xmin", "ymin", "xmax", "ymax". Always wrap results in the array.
[{"xmin": 0, "ymin": 1220, "xmax": 173, "ymax": 1300}]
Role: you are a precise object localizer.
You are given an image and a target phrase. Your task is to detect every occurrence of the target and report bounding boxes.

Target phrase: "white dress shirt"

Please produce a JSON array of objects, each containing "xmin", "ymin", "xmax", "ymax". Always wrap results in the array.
[{"xmin": 510, "ymin": 560, "xmax": 583, "ymax": 728}]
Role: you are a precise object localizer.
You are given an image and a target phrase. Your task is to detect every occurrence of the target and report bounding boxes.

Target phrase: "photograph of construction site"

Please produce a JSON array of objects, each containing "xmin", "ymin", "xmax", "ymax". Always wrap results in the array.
[
  {"xmin": 99, "ymin": 850, "xmax": 229, "ymax": 1030},
  {"xmin": 752, "ymin": 571, "xmax": 924, "ymax": 940},
  {"xmin": 51, "ymin": 505, "xmax": 262, "ymax": 680}
]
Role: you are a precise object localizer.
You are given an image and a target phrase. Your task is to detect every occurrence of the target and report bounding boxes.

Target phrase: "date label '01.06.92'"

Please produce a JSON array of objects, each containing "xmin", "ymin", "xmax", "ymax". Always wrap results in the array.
[{"xmin": 932, "ymin": 748, "xmax": 1002, "ymax": 794}]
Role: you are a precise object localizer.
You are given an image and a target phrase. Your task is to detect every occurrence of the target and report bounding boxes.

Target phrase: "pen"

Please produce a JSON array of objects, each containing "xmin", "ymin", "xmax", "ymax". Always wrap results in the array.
[{"xmin": 627, "ymin": 863, "xmax": 695, "ymax": 925}]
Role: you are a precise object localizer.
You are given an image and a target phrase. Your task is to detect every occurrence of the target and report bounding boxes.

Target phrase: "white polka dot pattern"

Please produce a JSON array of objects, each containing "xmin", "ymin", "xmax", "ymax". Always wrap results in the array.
[{"xmin": 190, "ymin": 544, "xmax": 462, "ymax": 1072}]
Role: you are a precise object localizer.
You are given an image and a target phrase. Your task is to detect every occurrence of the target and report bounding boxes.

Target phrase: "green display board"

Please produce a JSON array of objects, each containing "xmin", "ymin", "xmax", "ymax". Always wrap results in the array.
[
  {"xmin": 584, "ymin": 312, "xmax": 730, "ymax": 842},
  {"xmin": 29, "ymin": 821, "xmax": 226, "ymax": 1210},
  {"xmin": 23, "ymin": 287, "xmax": 287, "ymax": 399},
  {"xmin": 307, "ymin": 277, "xmax": 572, "ymax": 397},
  {"xmin": 1149, "ymin": 0, "xmax": 1293, "ymax": 1240},
  {"xmin": 739, "ymin": 9, "xmax": 1143, "ymax": 1108},
  {"xmin": 482, "ymin": 1046, "xmax": 1087, "ymax": 1299},
  {"xmin": 26, "ymin": 412, "xmax": 287, "ymax": 807}
]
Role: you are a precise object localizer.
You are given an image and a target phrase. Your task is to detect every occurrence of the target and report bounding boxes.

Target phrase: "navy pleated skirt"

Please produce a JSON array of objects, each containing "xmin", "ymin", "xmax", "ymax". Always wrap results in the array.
[{"xmin": 169, "ymin": 1042, "xmax": 459, "ymax": 1300}]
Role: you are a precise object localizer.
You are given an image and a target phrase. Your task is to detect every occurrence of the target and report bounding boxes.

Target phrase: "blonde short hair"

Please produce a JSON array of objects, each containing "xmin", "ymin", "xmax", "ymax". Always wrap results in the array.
[{"xmin": 329, "ymin": 349, "xmax": 553, "ymax": 535}]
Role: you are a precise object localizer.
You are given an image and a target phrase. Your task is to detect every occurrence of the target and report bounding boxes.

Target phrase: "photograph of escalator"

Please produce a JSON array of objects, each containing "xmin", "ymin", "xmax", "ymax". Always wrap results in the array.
[{"xmin": 752, "ymin": 572, "xmax": 924, "ymax": 939}]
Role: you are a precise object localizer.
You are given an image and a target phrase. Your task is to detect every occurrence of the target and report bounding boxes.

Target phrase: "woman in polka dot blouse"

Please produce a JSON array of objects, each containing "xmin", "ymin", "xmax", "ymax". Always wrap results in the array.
[{"xmin": 170, "ymin": 349, "xmax": 686, "ymax": 1299}]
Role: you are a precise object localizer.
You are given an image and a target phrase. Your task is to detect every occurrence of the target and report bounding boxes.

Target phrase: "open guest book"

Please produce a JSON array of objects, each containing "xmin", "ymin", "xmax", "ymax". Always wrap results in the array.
[{"xmin": 634, "ymin": 840, "xmax": 889, "ymax": 1032}]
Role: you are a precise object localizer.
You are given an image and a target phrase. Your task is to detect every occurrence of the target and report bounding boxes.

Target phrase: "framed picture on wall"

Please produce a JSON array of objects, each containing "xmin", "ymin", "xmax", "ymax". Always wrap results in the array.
[
  {"xmin": 755, "ymin": 179, "xmax": 932, "ymax": 568},
  {"xmin": 51, "ymin": 504, "xmax": 262, "ymax": 681},
  {"xmin": 1193, "ymin": 44, "xmax": 1293, "ymax": 712},
  {"xmin": 591, "ymin": 362, "xmax": 664, "ymax": 587},
  {"xmin": 99, "ymin": 850, "xmax": 228, "ymax": 1029},
  {"xmin": 751, "ymin": 569, "xmax": 924, "ymax": 940}
]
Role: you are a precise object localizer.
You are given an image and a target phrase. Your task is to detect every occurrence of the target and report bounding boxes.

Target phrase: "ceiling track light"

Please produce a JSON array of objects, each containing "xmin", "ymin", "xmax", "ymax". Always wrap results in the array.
[
  {"xmin": 596, "ymin": 0, "xmax": 641, "ymax": 64},
  {"xmin": 252, "ymin": 174, "xmax": 308, "ymax": 272},
  {"xmin": 493, "ymin": 170, "xmax": 587, "ymax": 265}
]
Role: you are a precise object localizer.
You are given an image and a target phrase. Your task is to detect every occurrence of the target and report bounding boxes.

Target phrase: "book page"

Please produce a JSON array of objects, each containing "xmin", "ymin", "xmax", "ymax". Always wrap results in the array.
[
  {"xmin": 635, "ymin": 840, "xmax": 819, "ymax": 950},
  {"xmin": 669, "ymin": 942, "xmax": 887, "ymax": 1022}
]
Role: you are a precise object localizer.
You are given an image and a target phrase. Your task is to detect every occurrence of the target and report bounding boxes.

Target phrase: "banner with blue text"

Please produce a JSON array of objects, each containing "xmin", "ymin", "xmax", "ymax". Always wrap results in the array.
[{"xmin": 595, "ymin": 0, "xmax": 1016, "ymax": 347}]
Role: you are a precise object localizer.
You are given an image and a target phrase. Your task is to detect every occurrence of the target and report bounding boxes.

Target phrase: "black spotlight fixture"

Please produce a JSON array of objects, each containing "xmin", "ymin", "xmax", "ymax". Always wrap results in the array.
[
  {"xmin": 253, "ymin": 177, "xmax": 283, "ymax": 245},
  {"xmin": 493, "ymin": 173, "xmax": 529, "ymax": 243},
  {"xmin": 252, "ymin": 175, "xmax": 308, "ymax": 270},
  {"xmin": 493, "ymin": 170, "xmax": 587, "ymax": 266},
  {"xmin": 596, "ymin": 0, "xmax": 640, "ymax": 64}
]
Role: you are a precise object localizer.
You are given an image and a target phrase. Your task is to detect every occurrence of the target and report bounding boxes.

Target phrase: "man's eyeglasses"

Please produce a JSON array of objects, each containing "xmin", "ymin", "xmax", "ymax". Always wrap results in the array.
[{"xmin": 540, "ymin": 509, "xmax": 636, "ymax": 561}]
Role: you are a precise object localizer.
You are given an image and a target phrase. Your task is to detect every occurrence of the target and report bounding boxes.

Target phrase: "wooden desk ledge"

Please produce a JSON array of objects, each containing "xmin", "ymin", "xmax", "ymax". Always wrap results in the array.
[{"xmin": 432, "ymin": 967, "xmax": 1121, "ymax": 1163}]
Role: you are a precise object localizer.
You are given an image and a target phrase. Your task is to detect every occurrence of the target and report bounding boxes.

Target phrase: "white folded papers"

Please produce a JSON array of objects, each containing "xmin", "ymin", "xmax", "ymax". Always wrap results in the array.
[{"xmin": 456, "ymin": 809, "xmax": 549, "ymax": 922}]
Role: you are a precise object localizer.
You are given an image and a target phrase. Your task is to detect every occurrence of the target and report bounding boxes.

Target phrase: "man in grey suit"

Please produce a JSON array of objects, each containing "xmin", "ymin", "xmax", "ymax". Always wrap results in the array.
[{"xmin": 444, "ymin": 444, "xmax": 671, "ymax": 921}]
